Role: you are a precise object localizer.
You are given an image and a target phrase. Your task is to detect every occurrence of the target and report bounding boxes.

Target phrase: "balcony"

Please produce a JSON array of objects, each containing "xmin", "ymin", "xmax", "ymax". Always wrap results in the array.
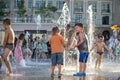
[{"xmin": 4, "ymin": 17, "xmax": 54, "ymax": 23}]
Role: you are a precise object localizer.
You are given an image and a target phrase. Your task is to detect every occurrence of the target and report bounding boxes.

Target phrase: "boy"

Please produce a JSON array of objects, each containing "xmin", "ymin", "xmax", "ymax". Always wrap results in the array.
[
  {"xmin": 49, "ymin": 27, "xmax": 65, "ymax": 78},
  {"xmin": 3, "ymin": 18, "xmax": 15, "ymax": 76},
  {"xmin": 90, "ymin": 35, "xmax": 112, "ymax": 68},
  {"xmin": 73, "ymin": 23, "xmax": 89, "ymax": 76}
]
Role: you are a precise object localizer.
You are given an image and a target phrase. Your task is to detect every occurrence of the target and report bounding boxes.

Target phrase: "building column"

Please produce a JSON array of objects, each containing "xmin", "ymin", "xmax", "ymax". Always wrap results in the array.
[
  {"xmin": 97, "ymin": 0, "xmax": 101, "ymax": 27},
  {"xmin": 10, "ymin": 0, "xmax": 14, "ymax": 21}
]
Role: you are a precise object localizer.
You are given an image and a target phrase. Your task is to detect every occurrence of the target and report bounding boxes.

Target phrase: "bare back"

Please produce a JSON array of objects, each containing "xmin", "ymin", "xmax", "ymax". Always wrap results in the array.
[
  {"xmin": 6, "ymin": 28, "xmax": 15, "ymax": 43},
  {"xmin": 3, "ymin": 27, "xmax": 15, "ymax": 49}
]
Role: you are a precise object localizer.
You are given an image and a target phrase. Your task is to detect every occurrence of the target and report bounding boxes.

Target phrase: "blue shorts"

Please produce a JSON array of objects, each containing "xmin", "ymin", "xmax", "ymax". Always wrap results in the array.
[
  {"xmin": 79, "ymin": 52, "xmax": 89, "ymax": 63},
  {"xmin": 51, "ymin": 53, "xmax": 63, "ymax": 66}
]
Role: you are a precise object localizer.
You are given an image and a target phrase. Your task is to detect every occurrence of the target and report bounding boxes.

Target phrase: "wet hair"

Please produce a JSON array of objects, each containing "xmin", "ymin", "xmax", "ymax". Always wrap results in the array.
[
  {"xmin": 98, "ymin": 35, "xmax": 104, "ymax": 39},
  {"xmin": 52, "ymin": 27, "xmax": 60, "ymax": 35},
  {"xmin": 3, "ymin": 18, "xmax": 11, "ymax": 25},
  {"xmin": 75, "ymin": 23, "xmax": 83, "ymax": 28},
  {"xmin": 19, "ymin": 33, "xmax": 25, "ymax": 40}
]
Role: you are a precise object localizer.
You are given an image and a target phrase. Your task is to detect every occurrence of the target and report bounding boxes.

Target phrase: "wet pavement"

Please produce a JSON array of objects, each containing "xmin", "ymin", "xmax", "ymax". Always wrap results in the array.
[{"xmin": 0, "ymin": 60, "xmax": 120, "ymax": 80}]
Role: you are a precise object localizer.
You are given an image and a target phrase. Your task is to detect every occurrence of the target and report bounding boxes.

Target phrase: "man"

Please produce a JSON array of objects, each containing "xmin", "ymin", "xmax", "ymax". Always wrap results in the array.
[
  {"xmin": 73, "ymin": 23, "xmax": 89, "ymax": 76},
  {"xmin": 3, "ymin": 18, "xmax": 15, "ymax": 76}
]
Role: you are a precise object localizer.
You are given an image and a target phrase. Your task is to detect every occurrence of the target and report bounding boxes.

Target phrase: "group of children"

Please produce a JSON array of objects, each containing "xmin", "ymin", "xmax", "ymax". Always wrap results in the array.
[
  {"xmin": 0, "ymin": 18, "xmax": 114, "ymax": 78},
  {"xmin": 50, "ymin": 23, "xmax": 113, "ymax": 78}
]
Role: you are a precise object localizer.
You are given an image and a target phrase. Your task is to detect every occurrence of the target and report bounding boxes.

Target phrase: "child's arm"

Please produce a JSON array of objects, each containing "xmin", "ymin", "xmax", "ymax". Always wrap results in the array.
[
  {"xmin": 3, "ymin": 30, "xmax": 9, "ymax": 49},
  {"xmin": 103, "ymin": 43, "xmax": 112, "ymax": 53},
  {"xmin": 90, "ymin": 44, "xmax": 97, "ymax": 52},
  {"xmin": 75, "ymin": 34, "xmax": 83, "ymax": 48}
]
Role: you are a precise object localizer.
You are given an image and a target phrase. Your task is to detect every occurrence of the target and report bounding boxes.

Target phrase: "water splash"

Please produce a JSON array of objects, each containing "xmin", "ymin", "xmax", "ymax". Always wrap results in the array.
[
  {"xmin": 35, "ymin": 15, "xmax": 41, "ymax": 34},
  {"xmin": 57, "ymin": 3, "xmax": 71, "ymax": 28},
  {"xmin": 87, "ymin": 5, "xmax": 95, "ymax": 67}
]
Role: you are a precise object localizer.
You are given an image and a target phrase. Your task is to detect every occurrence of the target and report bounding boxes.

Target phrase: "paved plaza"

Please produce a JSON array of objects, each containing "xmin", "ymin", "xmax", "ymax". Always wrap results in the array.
[{"xmin": 0, "ymin": 59, "xmax": 120, "ymax": 80}]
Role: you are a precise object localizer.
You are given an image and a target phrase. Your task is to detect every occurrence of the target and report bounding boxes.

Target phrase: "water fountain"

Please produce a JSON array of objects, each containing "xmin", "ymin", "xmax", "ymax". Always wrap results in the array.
[
  {"xmin": 87, "ymin": 5, "xmax": 95, "ymax": 67},
  {"xmin": 56, "ymin": 2, "xmax": 79, "ymax": 74},
  {"xmin": 35, "ymin": 15, "xmax": 41, "ymax": 34},
  {"xmin": 34, "ymin": 15, "xmax": 41, "ymax": 63}
]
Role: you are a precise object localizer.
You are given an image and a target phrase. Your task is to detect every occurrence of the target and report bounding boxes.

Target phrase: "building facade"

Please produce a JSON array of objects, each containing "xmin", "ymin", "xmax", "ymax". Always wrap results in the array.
[{"xmin": 0, "ymin": 0, "xmax": 120, "ymax": 32}]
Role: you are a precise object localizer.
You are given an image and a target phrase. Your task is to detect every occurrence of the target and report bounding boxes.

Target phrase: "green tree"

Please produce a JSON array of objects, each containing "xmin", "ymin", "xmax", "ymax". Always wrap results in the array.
[
  {"xmin": 0, "ymin": 0, "xmax": 6, "ymax": 21},
  {"xmin": 17, "ymin": 0, "xmax": 26, "ymax": 21},
  {"xmin": 36, "ymin": 3, "xmax": 57, "ymax": 22}
]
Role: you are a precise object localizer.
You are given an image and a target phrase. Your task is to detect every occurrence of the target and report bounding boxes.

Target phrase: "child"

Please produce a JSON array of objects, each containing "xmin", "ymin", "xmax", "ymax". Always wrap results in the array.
[
  {"xmin": 73, "ymin": 23, "xmax": 89, "ymax": 76},
  {"xmin": 49, "ymin": 27, "xmax": 65, "ymax": 78},
  {"xmin": 90, "ymin": 35, "xmax": 112, "ymax": 68},
  {"xmin": 14, "ymin": 33, "xmax": 26, "ymax": 67},
  {"xmin": 2, "ymin": 18, "xmax": 15, "ymax": 76}
]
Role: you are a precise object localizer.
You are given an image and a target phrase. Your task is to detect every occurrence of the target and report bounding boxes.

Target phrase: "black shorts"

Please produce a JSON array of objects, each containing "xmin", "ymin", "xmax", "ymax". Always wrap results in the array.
[
  {"xmin": 97, "ymin": 52, "xmax": 103, "ymax": 55},
  {"xmin": 6, "ymin": 43, "xmax": 14, "ymax": 51}
]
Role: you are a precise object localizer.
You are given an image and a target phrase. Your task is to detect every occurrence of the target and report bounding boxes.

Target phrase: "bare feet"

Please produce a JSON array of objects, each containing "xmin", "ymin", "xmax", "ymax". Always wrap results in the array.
[{"xmin": 7, "ymin": 73, "xmax": 13, "ymax": 76}]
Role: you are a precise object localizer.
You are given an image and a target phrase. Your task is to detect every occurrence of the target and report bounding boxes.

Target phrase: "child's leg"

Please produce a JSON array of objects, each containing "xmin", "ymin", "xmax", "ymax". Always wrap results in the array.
[
  {"xmin": 95, "ymin": 57, "xmax": 99, "ymax": 68},
  {"xmin": 3, "ymin": 48, "xmax": 13, "ymax": 74},
  {"xmin": 51, "ymin": 54, "xmax": 57, "ymax": 75},
  {"xmin": 43, "ymin": 53, "xmax": 47, "ymax": 59},
  {"xmin": 58, "ymin": 64, "xmax": 61, "ymax": 75},
  {"xmin": 57, "ymin": 53, "xmax": 63, "ymax": 75},
  {"xmin": 51, "ymin": 66, "xmax": 55, "ymax": 75},
  {"xmin": 79, "ymin": 62, "xmax": 83, "ymax": 73},
  {"xmin": 82, "ymin": 63, "xmax": 87, "ymax": 73},
  {"xmin": 98, "ymin": 55, "xmax": 102, "ymax": 68}
]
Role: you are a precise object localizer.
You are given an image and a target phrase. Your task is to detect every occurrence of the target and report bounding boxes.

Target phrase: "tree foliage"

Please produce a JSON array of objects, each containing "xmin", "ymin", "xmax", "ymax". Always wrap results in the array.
[
  {"xmin": 17, "ymin": 0, "xmax": 26, "ymax": 17},
  {"xmin": 36, "ymin": 4, "xmax": 57, "ymax": 17},
  {"xmin": 0, "ymin": 0, "xmax": 6, "ymax": 20}
]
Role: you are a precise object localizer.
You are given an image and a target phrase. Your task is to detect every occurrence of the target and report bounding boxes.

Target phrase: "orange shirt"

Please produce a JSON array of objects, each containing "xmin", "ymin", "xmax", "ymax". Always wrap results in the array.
[{"xmin": 49, "ymin": 34, "xmax": 65, "ymax": 54}]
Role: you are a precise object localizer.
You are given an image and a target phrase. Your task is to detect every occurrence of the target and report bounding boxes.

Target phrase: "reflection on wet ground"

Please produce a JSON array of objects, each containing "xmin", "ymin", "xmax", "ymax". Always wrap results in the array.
[{"xmin": 0, "ymin": 60, "xmax": 120, "ymax": 80}]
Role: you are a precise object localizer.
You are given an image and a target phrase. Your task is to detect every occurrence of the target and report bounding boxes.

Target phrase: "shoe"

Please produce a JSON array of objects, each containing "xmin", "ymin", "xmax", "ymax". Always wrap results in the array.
[
  {"xmin": 73, "ymin": 73, "xmax": 83, "ymax": 76},
  {"xmin": 82, "ymin": 73, "xmax": 86, "ymax": 76}
]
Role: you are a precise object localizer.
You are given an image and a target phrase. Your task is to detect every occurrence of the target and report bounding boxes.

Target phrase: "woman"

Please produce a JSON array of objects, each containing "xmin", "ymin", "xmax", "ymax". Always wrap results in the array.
[{"xmin": 41, "ymin": 34, "xmax": 48, "ymax": 59}]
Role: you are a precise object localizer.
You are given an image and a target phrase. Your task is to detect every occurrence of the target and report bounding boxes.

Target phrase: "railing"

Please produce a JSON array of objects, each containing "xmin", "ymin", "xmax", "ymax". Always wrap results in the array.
[{"xmin": 0, "ymin": 17, "xmax": 53, "ymax": 23}]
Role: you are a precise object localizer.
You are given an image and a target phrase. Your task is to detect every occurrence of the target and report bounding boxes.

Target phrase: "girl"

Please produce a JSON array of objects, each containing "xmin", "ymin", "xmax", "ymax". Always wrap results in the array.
[{"xmin": 14, "ymin": 33, "xmax": 26, "ymax": 67}]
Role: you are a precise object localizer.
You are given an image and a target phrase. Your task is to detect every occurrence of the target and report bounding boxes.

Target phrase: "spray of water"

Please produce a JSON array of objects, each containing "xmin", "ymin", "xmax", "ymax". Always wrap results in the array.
[
  {"xmin": 87, "ymin": 5, "xmax": 95, "ymax": 66},
  {"xmin": 57, "ymin": 3, "xmax": 71, "ymax": 28},
  {"xmin": 35, "ymin": 15, "xmax": 41, "ymax": 34}
]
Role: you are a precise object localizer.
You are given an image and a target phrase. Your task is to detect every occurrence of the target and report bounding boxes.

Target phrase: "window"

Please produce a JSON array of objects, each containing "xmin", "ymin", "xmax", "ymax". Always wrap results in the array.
[
  {"xmin": 36, "ymin": 1, "xmax": 40, "ymax": 8},
  {"xmin": 102, "ymin": 16, "xmax": 109, "ymax": 25},
  {"xmin": 93, "ymin": 3, "xmax": 97, "ymax": 12},
  {"xmin": 48, "ymin": 1, "xmax": 52, "ymax": 6},
  {"xmin": 5, "ymin": 0, "xmax": 9, "ymax": 8},
  {"xmin": 14, "ymin": 0, "xmax": 21, "ymax": 8},
  {"xmin": 74, "ymin": 2, "xmax": 83, "ymax": 12},
  {"xmin": 88, "ymin": 3, "xmax": 97, "ymax": 12},
  {"xmin": 28, "ymin": 0, "xmax": 32, "ymax": 8},
  {"xmin": 56, "ymin": 1, "xmax": 63, "ymax": 10},
  {"xmin": 75, "ymin": 14, "xmax": 82, "ymax": 23},
  {"xmin": 35, "ymin": 1, "xmax": 45, "ymax": 8},
  {"xmin": 102, "ymin": 3, "xmax": 110, "ymax": 13},
  {"xmin": 79, "ymin": 3, "xmax": 83, "ymax": 12}
]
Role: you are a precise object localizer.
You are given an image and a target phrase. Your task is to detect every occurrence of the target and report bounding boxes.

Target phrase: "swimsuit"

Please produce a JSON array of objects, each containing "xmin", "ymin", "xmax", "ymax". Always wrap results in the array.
[
  {"xmin": 97, "ymin": 52, "xmax": 103, "ymax": 55},
  {"xmin": 6, "ymin": 43, "xmax": 14, "ymax": 51}
]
